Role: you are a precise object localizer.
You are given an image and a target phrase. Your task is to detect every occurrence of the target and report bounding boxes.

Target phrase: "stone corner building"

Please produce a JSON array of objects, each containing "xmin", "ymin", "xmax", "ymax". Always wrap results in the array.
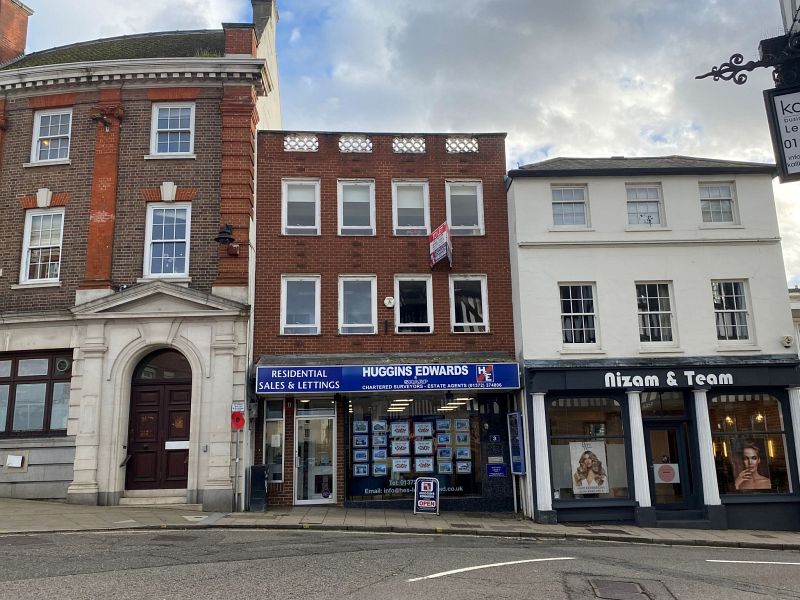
[{"xmin": 0, "ymin": 0, "xmax": 280, "ymax": 511}]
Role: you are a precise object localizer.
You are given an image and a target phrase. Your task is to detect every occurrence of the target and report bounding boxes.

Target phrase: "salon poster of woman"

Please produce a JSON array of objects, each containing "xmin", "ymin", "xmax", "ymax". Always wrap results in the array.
[{"xmin": 569, "ymin": 441, "xmax": 610, "ymax": 495}]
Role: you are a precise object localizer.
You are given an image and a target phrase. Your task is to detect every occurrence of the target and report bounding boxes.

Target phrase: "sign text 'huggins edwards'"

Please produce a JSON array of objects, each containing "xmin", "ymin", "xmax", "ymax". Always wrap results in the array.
[
  {"xmin": 604, "ymin": 370, "xmax": 734, "ymax": 389},
  {"xmin": 255, "ymin": 363, "xmax": 520, "ymax": 394}
]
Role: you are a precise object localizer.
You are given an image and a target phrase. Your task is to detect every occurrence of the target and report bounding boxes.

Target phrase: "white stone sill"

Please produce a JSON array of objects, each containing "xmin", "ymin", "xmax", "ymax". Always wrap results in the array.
[
  {"xmin": 715, "ymin": 345, "xmax": 761, "ymax": 352},
  {"xmin": 143, "ymin": 154, "xmax": 196, "ymax": 160},
  {"xmin": 22, "ymin": 159, "xmax": 71, "ymax": 168},
  {"xmin": 638, "ymin": 347, "xmax": 685, "ymax": 354},
  {"xmin": 10, "ymin": 281, "xmax": 61, "ymax": 290},
  {"xmin": 559, "ymin": 348, "xmax": 605, "ymax": 355},
  {"xmin": 136, "ymin": 277, "xmax": 191, "ymax": 287},
  {"xmin": 547, "ymin": 227, "xmax": 595, "ymax": 233}
]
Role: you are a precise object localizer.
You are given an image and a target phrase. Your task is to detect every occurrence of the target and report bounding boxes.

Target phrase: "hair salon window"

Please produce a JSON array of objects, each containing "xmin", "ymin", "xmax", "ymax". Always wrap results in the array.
[
  {"xmin": 708, "ymin": 393, "xmax": 792, "ymax": 494},
  {"xmin": 548, "ymin": 397, "xmax": 629, "ymax": 500}
]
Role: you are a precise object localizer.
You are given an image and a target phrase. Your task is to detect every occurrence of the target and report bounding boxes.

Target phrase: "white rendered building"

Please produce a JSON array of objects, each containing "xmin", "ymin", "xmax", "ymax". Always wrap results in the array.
[{"xmin": 507, "ymin": 156, "xmax": 800, "ymax": 530}]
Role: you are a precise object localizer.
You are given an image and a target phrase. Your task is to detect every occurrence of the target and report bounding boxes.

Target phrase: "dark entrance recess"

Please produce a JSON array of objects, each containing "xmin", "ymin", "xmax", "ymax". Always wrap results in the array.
[
  {"xmin": 641, "ymin": 391, "xmax": 701, "ymax": 519},
  {"xmin": 126, "ymin": 350, "xmax": 192, "ymax": 491}
]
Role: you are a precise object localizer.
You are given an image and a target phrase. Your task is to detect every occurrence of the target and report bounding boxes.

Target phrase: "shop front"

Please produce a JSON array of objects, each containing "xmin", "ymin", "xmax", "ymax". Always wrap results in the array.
[
  {"xmin": 526, "ymin": 357, "xmax": 800, "ymax": 530},
  {"xmin": 254, "ymin": 357, "xmax": 521, "ymax": 511}
]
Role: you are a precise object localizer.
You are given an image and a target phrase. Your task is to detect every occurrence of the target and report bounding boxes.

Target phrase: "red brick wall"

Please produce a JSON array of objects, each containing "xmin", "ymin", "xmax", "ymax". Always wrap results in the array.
[
  {"xmin": 81, "ymin": 88, "xmax": 123, "ymax": 290},
  {"xmin": 110, "ymin": 86, "xmax": 223, "ymax": 292},
  {"xmin": 253, "ymin": 132, "xmax": 515, "ymax": 358},
  {"xmin": 223, "ymin": 24, "xmax": 257, "ymax": 56},
  {"xmin": 0, "ymin": 90, "xmax": 98, "ymax": 312},
  {"xmin": 0, "ymin": 81, "xmax": 259, "ymax": 313},
  {"xmin": 0, "ymin": 0, "xmax": 30, "ymax": 64}
]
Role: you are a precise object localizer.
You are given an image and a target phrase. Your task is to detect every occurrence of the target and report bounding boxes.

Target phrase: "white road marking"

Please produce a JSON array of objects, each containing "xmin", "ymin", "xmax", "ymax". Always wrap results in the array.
[
  {"xmin": 113, "ymin": 520, "xmax": 136, "ymax": 524},
  {"xmin": 407, "ymin": 557, "xmax": 575, "ymax": 582},
  {"xmin": 182, "ymin": 515, "xmax": 207, "ymax": 522},
  {"xmin": 707, "ymin": 560, "xmax": 800, "ymax": 566}
]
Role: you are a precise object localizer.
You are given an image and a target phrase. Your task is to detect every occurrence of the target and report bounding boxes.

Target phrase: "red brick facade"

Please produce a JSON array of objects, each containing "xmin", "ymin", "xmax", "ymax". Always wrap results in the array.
[
  {"xmin": 253, "ymin": 132, "xmax": 514, "ymax": 506},
  {"xmin": 253, "ymin": 132, "xmax": 515, "ymax": 357},
  {"xmin": 0, "ymin": 82, "xmax": 261, "ymax": 311},
  {"xmin": 0, "ymin": 0, "xmax": 31, "ymax": 65}
]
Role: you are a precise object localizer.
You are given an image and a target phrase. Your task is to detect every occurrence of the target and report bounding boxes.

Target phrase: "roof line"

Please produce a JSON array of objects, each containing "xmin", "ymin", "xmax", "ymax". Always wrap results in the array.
[
  {"xmin": 8, "ymin": 28, "xmax": 224, "ymax": 67},
  {"xmin": 262, "ymin": 130, "xmax": 507, "ymax": 137}
]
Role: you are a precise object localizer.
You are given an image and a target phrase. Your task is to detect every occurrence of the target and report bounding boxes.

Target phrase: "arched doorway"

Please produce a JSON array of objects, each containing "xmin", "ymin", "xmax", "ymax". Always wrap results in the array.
[{"xmin": 126, "ymin": 349, "xmax": 192, "ymax": 491}]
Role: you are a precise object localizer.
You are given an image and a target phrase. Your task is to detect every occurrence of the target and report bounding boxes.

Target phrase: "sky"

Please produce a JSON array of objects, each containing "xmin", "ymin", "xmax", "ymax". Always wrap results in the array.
[{"xmin": 18, "ymin": 0, "xmax": 800, "ymax": 285}]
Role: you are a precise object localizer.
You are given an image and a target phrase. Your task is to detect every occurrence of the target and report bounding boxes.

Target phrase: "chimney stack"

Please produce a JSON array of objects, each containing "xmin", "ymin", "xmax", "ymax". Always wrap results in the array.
[
  {"xmin": 251, "ymin": 0, "xmax": 275, "ymax": 40},
  {"xmin": 0, "ymin": 0, "xmax": 32, "ymax": 65}
]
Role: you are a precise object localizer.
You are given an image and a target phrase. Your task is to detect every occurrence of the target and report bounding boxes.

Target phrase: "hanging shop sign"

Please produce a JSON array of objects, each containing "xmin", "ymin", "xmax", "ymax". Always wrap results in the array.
[
  {"xmin": 413, "ymin": 477, "xmax": 440, "ymax": 515},
  {"xmin": 507, "ymin": 412, "xmax": 526, "ymax": 475},
  {"xmin": 765, "ymin": 84, "xmax": 800, "ymax": 183},
  {"xmin": 255, "ymin": 362, "xmax": 520, "ymax": 394}
]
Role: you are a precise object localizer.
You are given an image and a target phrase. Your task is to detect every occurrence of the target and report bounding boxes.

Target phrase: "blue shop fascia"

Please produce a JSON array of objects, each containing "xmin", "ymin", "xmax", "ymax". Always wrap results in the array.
[{"xmin": 252, "ymin": 353, "xmax": 522, "ymax": 511}]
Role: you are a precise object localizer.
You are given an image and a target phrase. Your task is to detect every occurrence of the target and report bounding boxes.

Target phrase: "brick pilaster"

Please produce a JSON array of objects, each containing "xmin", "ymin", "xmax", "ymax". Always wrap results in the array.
[
  {"xmin": 80, "ymin": 88, "xmax": 124, "ymax": 290},
  {"xmin": 215, "ymin": 84, "xmax": 258, "ymax": 287},
  {"xmin": 0, "ymin": 99, "xmax": 6, "ymax": 176}
]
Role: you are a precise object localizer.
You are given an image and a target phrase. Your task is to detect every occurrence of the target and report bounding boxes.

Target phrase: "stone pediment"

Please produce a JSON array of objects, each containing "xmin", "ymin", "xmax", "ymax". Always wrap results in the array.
[{"xmin": 72, "ymin": 281, "xmax": 248, "ymax": 319}]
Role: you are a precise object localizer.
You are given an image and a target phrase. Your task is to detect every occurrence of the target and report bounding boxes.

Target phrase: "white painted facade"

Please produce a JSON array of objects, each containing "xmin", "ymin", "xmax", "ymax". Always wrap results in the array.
[
  {"xmin": 507, "ymin": 160, "xmax": 800, "ymax": 528},
  {"xmin": 508, "ymin": 173, "xmax": 795, "ymax": 360}
]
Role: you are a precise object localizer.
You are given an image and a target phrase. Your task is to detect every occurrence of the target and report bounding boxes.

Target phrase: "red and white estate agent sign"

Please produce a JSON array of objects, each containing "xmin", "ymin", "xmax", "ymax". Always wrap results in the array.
[{"xmin": 429, "ymin": 222, "xmax": 452, "ymax": 268}]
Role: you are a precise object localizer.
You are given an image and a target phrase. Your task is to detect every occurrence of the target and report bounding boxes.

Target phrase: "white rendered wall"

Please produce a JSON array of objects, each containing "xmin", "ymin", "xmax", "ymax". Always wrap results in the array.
[{"xmin": 509, "ymin": 173, "xmax": 796, "ymax": 361}]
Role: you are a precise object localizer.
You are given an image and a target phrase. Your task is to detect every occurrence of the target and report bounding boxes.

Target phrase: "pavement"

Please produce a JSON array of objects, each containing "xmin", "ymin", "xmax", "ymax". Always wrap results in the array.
[{"xmin": 0, "ymin": 497, "xmax": 799, "ymax": 551}]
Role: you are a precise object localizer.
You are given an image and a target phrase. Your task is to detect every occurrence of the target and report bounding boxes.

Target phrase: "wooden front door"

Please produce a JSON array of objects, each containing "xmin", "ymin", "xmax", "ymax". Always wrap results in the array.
[{"xmin": 126, "ymin": 384, "xmax": 191, "ymax": 490}]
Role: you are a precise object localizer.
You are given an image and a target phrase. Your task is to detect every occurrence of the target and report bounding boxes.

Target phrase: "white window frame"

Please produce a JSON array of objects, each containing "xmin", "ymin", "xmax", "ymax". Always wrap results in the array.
[
  {"xmin": 149, "ymin": 102, "xmax": 196, "ymax": 157},
  {"xmin": 699, "ymin": 182, "xmax": 739, "ymax": 226},
  {"xmin": 337, "ymin": 179, "xmax": 375, "ymax": 236},
  {"xmin": 338, "ymin": 275, "xmax": 377, "ymax": 334},
  {"xmin": 281, "ymin": 275, "xmax": 321, "ymax": 335},
  {"xmin": 395, "ymin": 275, "xmax": 433, "ymax": 334},
  {"xmin": 711, "ymin": 279, "xmax": 753, "ymax": 344},
  {"xmin": 143, "ymin": 202, "xmax": 192, "ymax": 279},
  {"xmin": 635, "ymin": 281, "xmax": 678, "ymax": 346},
  {"xmin": 282, "ymin": 178, "xmax": 321, "ymax": 236},
  {"xmin": 30, "ymin": 108, "xmax": 72, "ymax": 164},
  {"xmin": 392, "ymin": 180, "xmax": 430, "ymax": 236},
  {"xmin": 445, "ymin": 180, "xmax": 484, "ymax": 236},
  {"xmin": 264, "ymin": 399, "xmax": 285, "ymax": 483},
  {"xmin": 559, "ymin": 282, "xmax": 600, "ymax": 347},
  {"xmin": 626, "ymin": 183, "xmax": 665, "ymax": 228},
  {"xmin": 20, "ymin": 208, "xmax": 65, "ymax": 284},
  {"xmin": 551, "ymin": 185, "xmax": 590, "ymax": 228},
  {"xmin": 449, "ymin": 274, "xmax": 489, "ymax": 333}
]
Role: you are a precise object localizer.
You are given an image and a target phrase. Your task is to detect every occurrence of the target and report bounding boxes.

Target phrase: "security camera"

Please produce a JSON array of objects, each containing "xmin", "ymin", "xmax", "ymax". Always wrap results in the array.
[{"xmin": 780, "ymin": 335, "xmax": 794, "ymax": 348}]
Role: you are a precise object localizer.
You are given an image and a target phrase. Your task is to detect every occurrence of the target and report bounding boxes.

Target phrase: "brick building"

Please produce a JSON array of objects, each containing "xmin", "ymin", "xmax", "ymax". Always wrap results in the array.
[
  {"xmin": 251, "ymin": 132, "xmax": 521, "ymax": 510},
  {"xmin": 0, "ymin": 0, "xmax": 280, "ymax": 511}
]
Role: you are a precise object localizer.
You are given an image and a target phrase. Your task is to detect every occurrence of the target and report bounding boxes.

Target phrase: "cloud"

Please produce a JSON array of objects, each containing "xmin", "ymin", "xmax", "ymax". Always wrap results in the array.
[
  {"xmin": 17, "ymin": 1, "xmax": 800, "ymax": 282},
  {"xmin": 24, "ymin": 0, "xmax": 246, "ymax": 50}
]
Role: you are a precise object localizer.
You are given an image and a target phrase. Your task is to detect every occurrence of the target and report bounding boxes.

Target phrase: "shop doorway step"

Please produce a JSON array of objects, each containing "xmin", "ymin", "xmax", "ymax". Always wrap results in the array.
[
  {"xmin": 655, "ymin": 509, "xmax": 710, "ymax": 529},
  {"xmin": 119, "ymin": 489, "xmax": 202, "ymax": 511}
]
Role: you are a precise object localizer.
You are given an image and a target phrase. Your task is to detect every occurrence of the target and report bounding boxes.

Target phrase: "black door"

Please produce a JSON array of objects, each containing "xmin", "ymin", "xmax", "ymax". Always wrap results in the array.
[{"xmin": 643, "ymin": 422, "xmax": 696, "ymax": 510}]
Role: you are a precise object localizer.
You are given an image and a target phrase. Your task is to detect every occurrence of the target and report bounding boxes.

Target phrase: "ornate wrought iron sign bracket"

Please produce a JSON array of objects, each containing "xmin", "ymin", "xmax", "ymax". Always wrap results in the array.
[{"xmin": 696, "ymin": 34, "xmax": 800, "ymax": 87}]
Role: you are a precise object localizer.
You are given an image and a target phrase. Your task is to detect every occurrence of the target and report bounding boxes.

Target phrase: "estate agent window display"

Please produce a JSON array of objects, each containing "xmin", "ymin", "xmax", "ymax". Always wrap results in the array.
[
  {"xmin": 547, "ymin": 396, "xmax": 631, "ymax": 501},
  {"xmin": 345, "ymin": 392, "xmax": 510, "ymax": 502},
  {"xmin": 708, "ymin": 392, "xmax": 795, "ymax": 496}
]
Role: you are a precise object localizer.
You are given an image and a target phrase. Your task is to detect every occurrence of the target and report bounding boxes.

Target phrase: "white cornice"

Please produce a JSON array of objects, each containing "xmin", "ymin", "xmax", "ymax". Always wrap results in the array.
[
  {"xmin": 0, "ymin": 56, "xmax": 269, "ymax": 93},
  {"xmin": 517, "ymin": 237, "xmax": 782, "ymax": 248}
]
